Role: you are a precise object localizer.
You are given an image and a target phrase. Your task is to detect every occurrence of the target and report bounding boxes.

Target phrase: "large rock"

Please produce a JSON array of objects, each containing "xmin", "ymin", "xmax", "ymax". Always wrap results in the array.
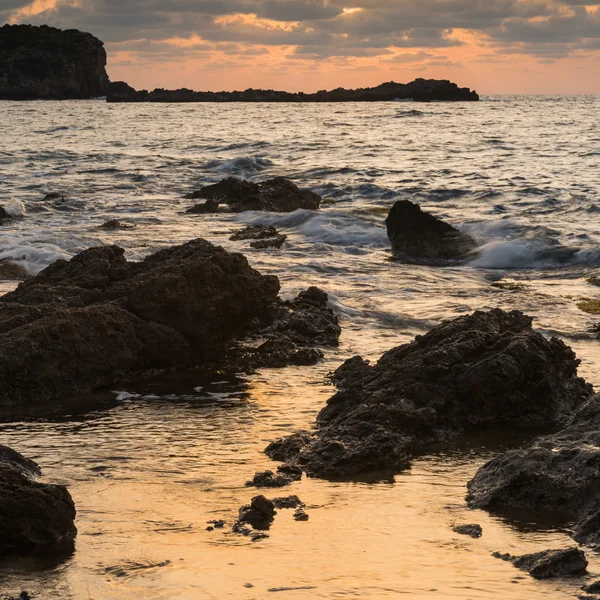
[
  {"xmin": 0, "ymin": 24, "xmax": 109, "ymax": 100},
  {"xmin": 386, "ymin": 200, "xmax": 476, "ymax": 262},
  {"xmin": 467, "ymin": 396, "xmax": 600, "ymax": 548},
  {"xmin": 266, "ymin": 309, "xmax": 592, "ymax": 478},
  {"xmin": 493, "ymin": 548, "xmax": 588, "ymax": 579},
  {"xmin": 185, "ymin": 177, "xmax": 321, "ymax": 213},
  {"xmin": 0, "ymin": 445, "xmax": 77, "ymax": 554},
  {"xmin": 0, "ymin": 240, "xmax": 339, "ymax": 407}
]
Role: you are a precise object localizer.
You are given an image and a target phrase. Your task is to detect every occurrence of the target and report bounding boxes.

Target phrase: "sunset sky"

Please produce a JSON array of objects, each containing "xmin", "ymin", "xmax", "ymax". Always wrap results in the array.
[{"xmin": 4, "ymin": 0, "xmax": 600, "ymax": 94}]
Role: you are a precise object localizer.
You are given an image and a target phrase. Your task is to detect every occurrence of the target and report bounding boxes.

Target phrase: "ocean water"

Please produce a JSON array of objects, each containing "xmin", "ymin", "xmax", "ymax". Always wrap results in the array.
[{"xmin": 0, "ymin": 96, "xmax": 600, "ymax": 599}]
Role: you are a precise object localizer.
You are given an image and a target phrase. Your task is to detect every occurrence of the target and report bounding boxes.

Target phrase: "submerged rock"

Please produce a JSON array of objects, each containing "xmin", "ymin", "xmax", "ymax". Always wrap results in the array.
[
  {"xmin": 0, "ymin": 446, "xmax": 77, "ymax": 554},
  {"xmin": 0, "ymin": 24, "xmax": 109, "ymax": 100},
  {"xmin": 453, "ymin": 524, "xmax": 482, "ymax": 538},
  {"xmin": 493, "ymin": 548, "xmax": 587, "ymax": 579},
  {"xmin": 266, "ymin": 309, "xmax": 591, "ymax": 478},
  {"xmin": 185, "ymin": 177, "xmax": 321, "ymax": 213},
  {"xmin": 467, "ymin": 396, "xmax": 600, "ymax": 548},
  {"xmin": 230, "ymin": 225, "xmax": 287, "ymax": 249},
  {"xmin": 0, "ymin": 240, "xmax": 338, "ymax": 407},
  {"xmin": 385, "ymin": 200, "xmax": 476, "ymax": 262}
]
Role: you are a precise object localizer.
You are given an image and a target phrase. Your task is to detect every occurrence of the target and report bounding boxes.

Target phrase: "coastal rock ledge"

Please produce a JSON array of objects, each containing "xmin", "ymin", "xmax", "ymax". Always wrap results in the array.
[{"xmin": 0, "ymin": 24, "xmax": 109, "ymax": 100}]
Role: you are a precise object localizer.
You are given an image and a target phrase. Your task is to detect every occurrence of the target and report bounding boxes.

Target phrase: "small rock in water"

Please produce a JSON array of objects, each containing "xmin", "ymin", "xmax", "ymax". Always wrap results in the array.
[
  {"xmin": 42, "ymin": 192, "xmax": 65, "ymax": 202},
  {"xmin": 493, "ymin": 548, "xmax": 588, "ymax": 579},
  {"xmin": 453, "ymin": 524, "xmax": 482, "ymax": 538},
  {"xmin": 271, "ymin": 495, "xmax": 304, "ymax": 509},
  {"xmin": 238, "ymin": 495, "xmax": 276, "ymax": 530},
  {"xmin": 98, "ymin": 219, "xmax": 135, "ymax": 230},
  {"xmin": 230, "ymin": 225, "xmax": 287, "ymax": 250},
  {"xmin": 250, "ymin": 235, "xmax": 286, "ymax": 249},
  {"xmin": 251, "ymin": 532, "xmax": 269, "ymax": 542},
  {"xmin": 207, "ymin": 519, "xmax": 226, "ymax": 529},
  {"xmin": 294, "ymin": 509, "xmax": 309, "ymax": 521},
  {"xmin": 246, "ymin": 470, "xmax": 292, "ymax": 488},
  {"xmin": 583, "ymin": 581, "xmax": 600, "ymax": 594}
]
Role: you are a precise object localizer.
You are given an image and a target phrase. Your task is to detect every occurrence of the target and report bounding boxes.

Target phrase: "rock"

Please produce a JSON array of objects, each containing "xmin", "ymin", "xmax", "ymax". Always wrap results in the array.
[
  {"xmin": 238, "ymin": 495, "xmax": 276, "ymax": 530},
  {"xmin": 583, "ymin": 581, "xmax": 600, "ymax": 594},
  {"xmin": 98, "ymin": 220, "xmax": 135, "ymax": 230},
  {"xmin": 186, "ymin": 177, "xmax": 321, "ymax": 213},
  {"xmin": 185, "ymin": 199, "xmax": 220, "ymax": 214},
  {"xmin": 0, "ymin": 446, "xmax": 77, "ymax": 554},
  {"xmin": 467, "ymin": 396, "xmax": 600, "ymax": 548},
  {"xmin": 271, "ymin": 495, "xmax": 304, "ymax": 509},
  {"xmin": 107, "ymin": 78, "xmax": 479, "ymax": 103},
  {"xmin": 251, "ymin": 532, "xmax": 269, "ymax": 542},
  {"xmin": 0, "ymin": 261, "xmax": 29, "ymax": 280},
  {"xmin": 246, "ymin": 470, "xmax": 292, "ymax": 488},
  {"xmin": 42, "ymin": 192, "xmax": 65, "ymax": 202},
  {"xmin": 493, "ymin": 548, "xmax": 587, "ymax": 579},
  {"xmin": 0, "ymin": 240, "xmax": 314, "ymax": 407},
  {"xmin": 294, "ymin": 509, "xmax": 309, "ymax": 521},
  {"xmin": 386, "ymin": 200, "xmax": 476, "ymax": 262},
  {"xmin": 0, "ymin": 25, "xmax": 109, "ymax": 100},
  {"xmin": 266, "ymin": 308, "xmax": 591, "ymax": 478},
  {"xmin": 276, "ymin": 463, "xmax": 303, "ymax": 481},
  {"xmin": 453, "ymin": 524, "xmax": 482, "ymax": 538},
  {"xmin": 230, "ymin": 225, "xmax": 287, "ymax": 249},
  {"xmin": 0, "ymin": 206, "xmax": 10, "ymax": 223},
  {"xmin": 206, "ymin": 519, "xmax": 226, "ymax": 529}
]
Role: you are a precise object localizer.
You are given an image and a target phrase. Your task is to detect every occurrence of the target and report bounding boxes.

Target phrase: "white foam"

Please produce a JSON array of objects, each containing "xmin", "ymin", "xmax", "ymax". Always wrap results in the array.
[
  {"xmin": 3, "ymin": 199, "xmax": 27, "ymax": 217},
  {"xmin": 0, "ymin": 240, "xmax": 71, "ymax": 276}
]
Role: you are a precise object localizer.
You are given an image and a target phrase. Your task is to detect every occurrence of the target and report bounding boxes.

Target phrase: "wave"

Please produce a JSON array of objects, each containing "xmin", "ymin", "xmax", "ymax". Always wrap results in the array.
[
  {"xmin": 0, "ymin": 239, "xmax": 71, "ymax": 276},
  {"xmin": 396, "ymin": 109, "xmax": 425, "ymax": 118},
  {"xmin": 200, "ymin": 156, "xmax": 274, "ymax": 178}
]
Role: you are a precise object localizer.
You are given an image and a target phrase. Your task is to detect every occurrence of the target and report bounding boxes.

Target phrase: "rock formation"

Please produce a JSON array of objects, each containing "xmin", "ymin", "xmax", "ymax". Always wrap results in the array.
[
  {"xmin": 0, "ymin": 445, "xmax": 77, "ymax": 554},
  {"xmin": 386, "ymin": 200, "xmax": 476, "ymax": 262},
  {"xmin": 0, "ymin": 241, "xmax": 340, "ymax": 407},
  {"xmin": 493, "ymin": 548, "xmax": 587, "ymax": 579},
  {"xmin": 107, "ymin": 78, "xmax": 479, "ymax": 103},
  {"xmin": 186, "ymin": 177, "xmax": 321, "ymax": 213},
  {"xmin": 230, "ymin": 225, "xmax": 287, "ymax": 249},
  {"xmin": 0, "ymin": 24, "xmax": 109, "ymax": 100},
  {"xmin": 265, "ymin": 309, "xmax": 592, "ymax": 478}
]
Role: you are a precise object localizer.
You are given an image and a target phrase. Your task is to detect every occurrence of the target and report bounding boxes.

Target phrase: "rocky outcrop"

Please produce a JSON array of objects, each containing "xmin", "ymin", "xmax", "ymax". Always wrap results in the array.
[
  {"xmin": 467, "ymin": 396, "xmax": 600, "ymax": 549},
  {"xmin": 0, "ymin": 25, "xmax": 109, "ymax": 100},
  {"xmin": 230, "ymin": 225, "xmax": 287, "ymax": 249},
  {"xmin": 265, "ymin": 309, "xmax": 592, "ymax": 478},
  {"xmin": 107, "ymin": 78, "xmax": 479, "ymax": 103},
  {"xmin": 0, "ymin": 445, "xmax": 77, "ymax": 554},
  {"xmin": 98, "ymin": 219, "xmax": 135, "ymax": 230},
  {"xmin": 186, "ymin": 177, "xmax": 321, "ymax": 213},
  {"xmin": 386, "ymin": 200, "xmax": 476, "ymax": 262},
  {"xmin": 493, "ymin": 548, "xmax": 587, "ymax": 579},
  {"xmin": 0, "ymin": 241, "xmax": 340, "ymax": 407},
  {"xmin": 453, "ymin": 524, "xmax": 482, "ymax": 538}
]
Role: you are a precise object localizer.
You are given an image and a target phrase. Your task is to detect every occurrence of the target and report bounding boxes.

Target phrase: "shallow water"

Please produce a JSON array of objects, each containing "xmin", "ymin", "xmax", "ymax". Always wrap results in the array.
[{"xmin": 1, "ymin": 96, "xmax": 600, "ymax": 599}]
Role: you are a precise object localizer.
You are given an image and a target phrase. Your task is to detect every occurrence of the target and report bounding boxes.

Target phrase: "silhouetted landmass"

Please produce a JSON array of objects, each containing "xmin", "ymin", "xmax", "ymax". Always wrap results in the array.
[
  {"xmin": 107, "ymin": 78, "xmax": 480, "ymax": 103},
  {"xmin": 0, "ymin": 24, "xmax": 109, "ymax": 100}
]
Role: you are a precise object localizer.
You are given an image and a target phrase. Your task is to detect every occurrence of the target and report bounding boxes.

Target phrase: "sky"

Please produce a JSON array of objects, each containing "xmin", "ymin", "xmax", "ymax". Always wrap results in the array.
[{"xmin": 3, "ymin": 0, "xmax": 600, "ymax": 94}]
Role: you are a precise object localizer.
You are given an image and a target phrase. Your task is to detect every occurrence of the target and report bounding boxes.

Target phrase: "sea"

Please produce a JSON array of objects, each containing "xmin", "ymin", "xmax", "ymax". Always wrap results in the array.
[{"xmin": 0, "ymin": 95, "xmax": 599, "ymax": 599}]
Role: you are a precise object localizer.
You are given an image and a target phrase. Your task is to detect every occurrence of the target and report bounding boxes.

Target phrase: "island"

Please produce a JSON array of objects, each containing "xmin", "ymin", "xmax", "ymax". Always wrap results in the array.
[{"xmin": 0, "ymin": 24, "xmax": 109, "ymax": 100}]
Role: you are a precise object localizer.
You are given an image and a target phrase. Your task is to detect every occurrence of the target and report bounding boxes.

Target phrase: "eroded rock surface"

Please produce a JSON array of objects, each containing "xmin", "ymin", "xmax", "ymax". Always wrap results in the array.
[
  {"xmin": 493, "ymin": 548, "xmax": 587, "ymax": 579},
  {"xmin": 0, "ymin": 445, "xmax": 77, "ymax": 554},
  {"xmin": 0, "ymin": 241, "xmax": 339, "ymax": 407},
  {"xmin": 386, "ymin": 200, "xmax": 476, "ymax": 262},
  {"xmin": 186, "ymin": 177, "xmax": 321, "ymax": 213},
  {"xmin": 266, "ymin": 309, "xmax": 591, "ymax": 478}
]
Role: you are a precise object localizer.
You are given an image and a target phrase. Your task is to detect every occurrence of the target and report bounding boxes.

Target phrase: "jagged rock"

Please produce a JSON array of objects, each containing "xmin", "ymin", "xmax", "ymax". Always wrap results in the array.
[
  {"xmin": 0, "ymin": 25, "xmax": 109, "ymax": 100},
  {"xmin": 238, "ymin": 495, "xmax": 276, "ymax": 530},
  {"xmin": 271, "ymin": 495, "xmax": 304, "ymax": 509},
  {"xmin": 186, "ymin": 177, "xmax": 320, "ymax": 213},
  {"xmin": 185, "ymin": 199, "xmax": 220, "ymax": 214},
  {"xmin": 246, "ymin": 470, "xmax": 292, "ymax": 488},
  {"xmin": 98, "ymin": 219, "xmax": 135, "ymax": 230},
  {"xmin": 453, "ymin": 524, "xmax": 482, "ymax": 538},
  {"xmin": 107, "ymin": 78, "xmax": 479, "ymax": 103},
  {"xmin": 230, "ymin": 225, "xmax": 287, "ymax": 249},
  {"xmin": 0, "ymin": 446, "xmax": 77, "ymax": 554},
  {"xmin": 386, "ymin": 200, "xmax": 476, "ymax": 262},
  {"xmin": 266, "ymin": 309, "xmax": 591, "ymax": 478},
  {"xmin": 294, "ymin": 509, "xmax": 309, "ymax": 521},
  {"xmin": 493, "ymin": 548, "xmax": 587, "ymax": 579}
]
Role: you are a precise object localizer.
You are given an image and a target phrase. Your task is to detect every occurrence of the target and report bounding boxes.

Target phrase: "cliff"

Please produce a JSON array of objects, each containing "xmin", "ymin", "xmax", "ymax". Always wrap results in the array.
[
  {"xmin": 0, "ymin": 24, "xmax": 109, "ymax": 100},
  {"xmin": 107, "ymin": 78, "xmax": 479, "ymax": 103}
]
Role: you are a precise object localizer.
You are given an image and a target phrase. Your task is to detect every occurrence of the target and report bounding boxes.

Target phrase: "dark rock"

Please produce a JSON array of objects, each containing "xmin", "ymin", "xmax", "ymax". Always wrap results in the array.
[
  {"xmin": 0, "ymin": 24, "xmax": 109, "ymax": 100},
  {"xmin": 453, "ymin": 524, "xmax": 482, "ymax": 538},
  {"xmin": 98, "ymin": 220, "xmax": 135, "ymax": 230},
  {"xmin": 185, "ymin": 199, "xmax": 220, "ymax": 214},
  {"xmin": 42, "ymin": 192, "xmax": 64, "ymax": 202},
  {"xmin": 271, "ymin": 495, "xmax": 304, "ymax": 509},
  {"xmin": 0, "ymin": 261, "xmax": 29, "ymax": 281},
  {"xmin": 0, "ymin": 206, "xmax": 10, "ymax": 223},
  {"xmin": 238, "ymin": 495, "xmax": 276, "ymax": 530},
  {"xmin": 230, "ymin": 225, "xmax": 287, "ymax": 249},
  {"xmin": 294, "ymin": 509, "xmax": 309, "ymax": 521},
  {"xmin": 276, "ymin": 463, "xmax": 303, "ymax": 481},
  {"xmin": 207, "ymin": 519, "xmax": 226, "ymax": 529},
  {"xmin": 386, "ymin": 200, "xmax": 476, "ymax": 262},
  {"xmin": 583, "ymin": 581, "xmax": 600, "ymax": 594},
  {"xmin": 266, "ymin": 308, "xmax": 591, "ymax": 478},
  {"xmin": 107, "ymin": 78, "xmax": 479, "ymax": 103},
  {"xmin": 186, "ymin": 177, "xmax": 321, "ymax": 213},
  {"xmin": 251, "ymin": 532, "xmax": 269, "ymax": 542},
  {"xmin": 246, "ymin": 470, "xmax": 292, "ymax": 488},
  {"xmin": 493, "ymin": 548, "xmax": 587, "ymax": 579},
  {"xmin": 0, "ymin": 446, "xmax": 77, "ymax": 554}
]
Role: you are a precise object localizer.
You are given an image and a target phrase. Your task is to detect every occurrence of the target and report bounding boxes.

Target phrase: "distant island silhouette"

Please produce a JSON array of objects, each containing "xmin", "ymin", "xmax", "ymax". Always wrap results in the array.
[{"xmin": 0, "ymin": 24, "xmax": 479, "ymax": 102}]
